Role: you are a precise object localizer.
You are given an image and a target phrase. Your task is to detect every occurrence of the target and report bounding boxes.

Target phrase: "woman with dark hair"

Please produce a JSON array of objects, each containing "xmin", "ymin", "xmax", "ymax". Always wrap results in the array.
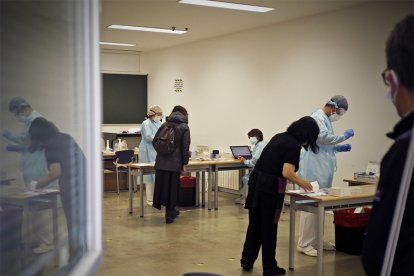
[
  {"xmin": 152, "ymin": 105, "xmax": 191, "ymax": 224},
  {"xmin": 240, "ymin": 116, "xmax": 319, "ymax": 276},
  {"xmin": 29, "ymin": 117, "xmax": 86, "ymax": 265}
]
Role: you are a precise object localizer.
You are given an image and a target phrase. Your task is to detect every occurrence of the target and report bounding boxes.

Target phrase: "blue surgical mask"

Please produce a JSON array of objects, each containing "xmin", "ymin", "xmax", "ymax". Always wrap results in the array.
[{"xmin": 249, "ymin": 137, "xmax": 258, "ymax": 145}]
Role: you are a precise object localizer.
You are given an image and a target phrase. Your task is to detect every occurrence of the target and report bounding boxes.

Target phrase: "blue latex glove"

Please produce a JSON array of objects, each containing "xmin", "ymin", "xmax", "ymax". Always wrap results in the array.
[
  {"xmin": 5, "ymin": 144, "xmax": 26, "ymax": 152},
  {"xmin": 343, "ymin": 129, "xmax": 354, "ymax": 139},
  {"xmin": 2, "ymin": 129, "xmax": 15, "ymax": 140},
  {"xmin": 336, "ymin": 144, "xmax": 352, "ymax": 152}
]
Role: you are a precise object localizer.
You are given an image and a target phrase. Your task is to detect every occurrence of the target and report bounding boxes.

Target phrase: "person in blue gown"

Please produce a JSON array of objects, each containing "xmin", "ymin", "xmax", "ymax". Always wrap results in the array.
[{"xmin": 138, "ymin": 105, "xmax": 163, "ymax": 205}]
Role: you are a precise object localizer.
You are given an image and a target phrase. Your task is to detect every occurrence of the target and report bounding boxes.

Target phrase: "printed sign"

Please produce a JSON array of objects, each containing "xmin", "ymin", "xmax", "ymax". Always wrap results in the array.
[{"xmin": 174, "ymin": 79, "xmax": 183, "ymax": 93}]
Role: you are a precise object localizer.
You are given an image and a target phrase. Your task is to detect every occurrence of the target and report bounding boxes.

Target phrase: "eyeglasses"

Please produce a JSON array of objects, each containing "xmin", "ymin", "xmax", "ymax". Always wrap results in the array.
[{"xmin": 382, "ymin": 69, "xmax": 390, "ymax": 86}]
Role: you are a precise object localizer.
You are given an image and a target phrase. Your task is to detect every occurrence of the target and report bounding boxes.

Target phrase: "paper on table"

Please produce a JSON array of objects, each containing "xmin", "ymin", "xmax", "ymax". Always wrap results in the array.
[
  {"xmin": 288, "ymin": 181, "xmax": 328, "ymax": 196},
  {"xmin": 299, "ymin": 181, "xmax": 320, "ymax": 192}
]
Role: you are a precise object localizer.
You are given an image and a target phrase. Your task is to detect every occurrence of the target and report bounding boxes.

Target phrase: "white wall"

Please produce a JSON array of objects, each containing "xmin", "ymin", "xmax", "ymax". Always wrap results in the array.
[{"xmin": 102, "ymin": 2, "xmax": 412, "ymax": 187}]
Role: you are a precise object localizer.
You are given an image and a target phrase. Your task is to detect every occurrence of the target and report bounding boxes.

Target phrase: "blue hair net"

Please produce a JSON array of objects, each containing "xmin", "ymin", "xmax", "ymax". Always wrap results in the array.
[
  {"xmin": 9, "ymin": 97, "xmax": 30, "ymax": 112},
  {"xmin": 327, "ymin": 95, "xmax": 348, "ymax": 111}
]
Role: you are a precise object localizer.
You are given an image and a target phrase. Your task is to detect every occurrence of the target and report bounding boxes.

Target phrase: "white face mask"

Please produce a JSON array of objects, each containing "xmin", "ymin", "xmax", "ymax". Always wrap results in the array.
[
  {"xmin": 386, "ymin": 70, "xmax": 399, "ymax": 105},
  {"xmin": 330, "ymin": 113, "xmax": 341, "ymax": 122},
  {"xmin": 152, "ymin": 116, "xmax": 161, "ymax": 123},
  {"xmin": 249, "ymin": 137, "xmax": 258, "ymax": 145},
  {"xmin": 15, "ymin": 114, "xmax": 27, "ymax": 123}
]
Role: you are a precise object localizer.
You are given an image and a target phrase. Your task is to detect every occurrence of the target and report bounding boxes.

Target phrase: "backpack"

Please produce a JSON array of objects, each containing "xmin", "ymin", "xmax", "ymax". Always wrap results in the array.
[{"xmin": 153, "ymin": 123, "xmax": 175, "ymax": 155}]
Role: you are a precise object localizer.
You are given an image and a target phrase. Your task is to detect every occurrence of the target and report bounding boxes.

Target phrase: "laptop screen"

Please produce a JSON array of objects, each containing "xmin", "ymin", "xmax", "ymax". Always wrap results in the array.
[{"xmin": 230, "ymin": 146, "xmax": 252, "ymax": 159}]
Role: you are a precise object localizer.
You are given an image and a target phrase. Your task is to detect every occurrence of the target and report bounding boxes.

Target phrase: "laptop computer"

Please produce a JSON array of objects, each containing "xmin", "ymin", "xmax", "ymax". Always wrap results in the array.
[{"xmin": 230, "ymin": 145, "xmax": 252, "ymax": 159}]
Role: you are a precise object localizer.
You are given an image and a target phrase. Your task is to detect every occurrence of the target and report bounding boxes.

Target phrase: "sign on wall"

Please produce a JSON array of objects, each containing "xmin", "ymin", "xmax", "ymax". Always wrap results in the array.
[{"xmin": 174, "ymin": 79, "xmax": 183, "ymax": 93}]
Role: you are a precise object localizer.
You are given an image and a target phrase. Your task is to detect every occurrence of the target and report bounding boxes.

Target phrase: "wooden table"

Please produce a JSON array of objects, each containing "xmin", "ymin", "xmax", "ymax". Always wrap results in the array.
[
  {"xmin": 102, "ymin": 149, "xmax": 139, "ymax": 158},
  {"xmin": 343, "ymin": 178, "xmax": 378, "ymax": 186},
  {"xmin": 287, "ymin": 190, "xmax": 375, "ymax": 276},
  {"xmin": 127, "ymin": 158, "xmax": 248, "ymax": 217},
  {"xmin": 0, "ymin": 188, "xmax": 60, "ymax": 265}
]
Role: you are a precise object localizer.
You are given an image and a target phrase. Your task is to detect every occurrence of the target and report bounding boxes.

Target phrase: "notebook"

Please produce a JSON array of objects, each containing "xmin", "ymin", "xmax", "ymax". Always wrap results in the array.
[{"xmin": 230, "ymin": 146, "xmax": 252, "ymax": 159}]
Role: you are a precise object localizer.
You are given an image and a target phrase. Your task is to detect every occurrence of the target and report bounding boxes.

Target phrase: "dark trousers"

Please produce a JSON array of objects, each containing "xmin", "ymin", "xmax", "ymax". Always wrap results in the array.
[
  {"xmin": 241, "ymin": 191, "xmax": 279, "ymax": 272},
  {"xmin": 153, "ymin": 170, "xmax": 180, "ymax": 212}
]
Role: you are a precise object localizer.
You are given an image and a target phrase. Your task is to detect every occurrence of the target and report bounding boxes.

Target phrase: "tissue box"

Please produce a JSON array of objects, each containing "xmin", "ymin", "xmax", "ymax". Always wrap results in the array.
[{"xmin": 329, "ymin": 187, "xmax": 351, "ymax": 197}]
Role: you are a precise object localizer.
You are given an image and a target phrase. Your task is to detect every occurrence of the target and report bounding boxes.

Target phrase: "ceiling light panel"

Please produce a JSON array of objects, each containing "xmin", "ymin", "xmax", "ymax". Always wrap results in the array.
[
  {"xmin": 108, "ymin": 25, "xmax": 188, "ymax": 34},
  {"xmin": 100, "ymin": 42, "xmax": 136, "ymax": 47},
  {"xmin": 178, "ymin": 0, "xmax": 274, "ymax": 13}
]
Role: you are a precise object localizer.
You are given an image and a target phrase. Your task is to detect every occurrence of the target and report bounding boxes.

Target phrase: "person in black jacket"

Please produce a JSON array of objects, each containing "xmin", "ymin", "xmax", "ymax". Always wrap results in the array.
[
  {"xmin": 240, "ymin": 116, "xmax": 319, "ymax": 276},
  {"xmin": 152, "ymin": 105, "xmax": 191, "ymax": 224},
  {"xmin": 362, "ymin": 15, "xmax": 414, "ymax": 276}
]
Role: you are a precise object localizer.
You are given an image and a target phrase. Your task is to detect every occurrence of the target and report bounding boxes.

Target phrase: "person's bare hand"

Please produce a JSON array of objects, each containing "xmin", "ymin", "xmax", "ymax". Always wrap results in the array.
[{"xmin": 301, "ymin": 181, "xmax": 313, "ymax": 192}]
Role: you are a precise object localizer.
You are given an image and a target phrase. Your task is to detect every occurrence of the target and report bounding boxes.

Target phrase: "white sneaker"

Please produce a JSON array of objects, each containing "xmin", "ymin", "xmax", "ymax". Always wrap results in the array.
[
  {"xmin": 297, "ymin": 245, "xmax": 317, "ymax": 257},
  {"xmin": 234, "ymin": 196, "xmax": 245, "ymax": 205},
  {"xmin": 33, "ymin": 244, "xmax": 53, "ymax": 254},
  {"xmin": 322, "ymin": 241, "xmax": 335, "ymax": 251},
  {"xmin": 147, "ymin": 201, "xmax": 153, "ymax": 206}
]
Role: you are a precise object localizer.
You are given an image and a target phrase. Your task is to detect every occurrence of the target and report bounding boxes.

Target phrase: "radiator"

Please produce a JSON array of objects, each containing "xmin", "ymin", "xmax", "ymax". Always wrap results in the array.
[{"xmin": 217, "ymin": 170, "xmax": 240, "ymax": 190}]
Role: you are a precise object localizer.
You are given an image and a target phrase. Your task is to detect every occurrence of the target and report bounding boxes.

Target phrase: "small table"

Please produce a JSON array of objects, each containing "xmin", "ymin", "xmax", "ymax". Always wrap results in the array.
[
  {"xmin": 102, "ymin": 149, "xmax": 139, "ymax": 158},
  {"xmin": 0, "ymin": 188, "xmax": 60, "ymax": 265},
  {"xmin": 0, "ymin": 178, "xmax": 16, "ymax": 186},
  {"xmin": 287, "ymin": 191, "xmax": 375, "ymax": 276},
  {"xmin": 343, "ymin": 178, "xmax": 378, "ymax": 186},
  {"xmin": 127, "ymin": 158, "xmax": 248, "ymax": 217}
]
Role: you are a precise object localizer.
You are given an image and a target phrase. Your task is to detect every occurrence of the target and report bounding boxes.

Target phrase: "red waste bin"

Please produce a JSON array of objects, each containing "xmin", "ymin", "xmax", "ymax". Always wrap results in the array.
[
  {"xmin": 333, "ymin": 208, "xmax": 372, "ymax": 255},
  {"xmin": 178, "ymin": 176, "xmax": 196, "ymax": 207}
]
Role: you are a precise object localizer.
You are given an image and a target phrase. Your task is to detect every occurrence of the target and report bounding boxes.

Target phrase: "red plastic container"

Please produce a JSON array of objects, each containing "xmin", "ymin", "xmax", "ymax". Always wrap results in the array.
[
  {"xmin": 333, "ymin": 208, "xmax": 372, "ymax": 255},
  {"xmin": 178, "ymin": 176, "xmax": 196, "ymax": 206}
]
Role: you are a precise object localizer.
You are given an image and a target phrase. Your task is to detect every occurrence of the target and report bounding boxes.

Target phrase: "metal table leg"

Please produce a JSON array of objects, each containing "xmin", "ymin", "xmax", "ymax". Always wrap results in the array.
[
  {"xmin": 214, "ymin": 165, "xmax": 218, "ymax": 210},
  {"xmin": 140, "ymin": 169, "xmax": 144, "ymax": 217},
  {"xmin": 289, "ymin": 195, "xmax": 296, "ymax": 270},
  {"xmin": 195, "ymin": 172, "xmax": 200, "ymax": 207},
  {"xmin": 128, "ymin": 167, "xmax": 133, "ymax": 214},
  {"xmin": 208, "ymin": 167, "xmax": 212, "ymax": 210},
  {"xmin": 202, "ymin": 171, "xmax": 206, "ymax": 207},
  {"xmin": 317, "ymin": 204, "xmax": 325, "ymax": 275}
]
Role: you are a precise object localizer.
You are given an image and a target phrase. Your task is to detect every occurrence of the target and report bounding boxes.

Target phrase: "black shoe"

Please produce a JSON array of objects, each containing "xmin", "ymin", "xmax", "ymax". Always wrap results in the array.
[
  {"xmin": 241, "ymin": 262, "xmax": 253, "ymax": 272},
  {"xmin": 165, "ymin": 216, "xmax": 174, "ymax": 224},
  {"xmin": 263, "ymin": 266, "xmax": 286, "ymax": 276},
  {"xmin": 173, "ymin": 209, "xmax": 180, "ymax": 219}
]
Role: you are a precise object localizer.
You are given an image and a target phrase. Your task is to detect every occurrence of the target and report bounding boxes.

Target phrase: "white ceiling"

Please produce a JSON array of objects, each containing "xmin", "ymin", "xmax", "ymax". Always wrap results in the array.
[{"xmin": 100, "ymin": 0, "xmax": 372, "ymax": 53}]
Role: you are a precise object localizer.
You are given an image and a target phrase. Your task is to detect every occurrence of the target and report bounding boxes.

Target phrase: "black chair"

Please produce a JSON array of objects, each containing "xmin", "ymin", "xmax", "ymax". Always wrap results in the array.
[{"xmin": 113, "ymin": 150, "xmax": 134, "ymax": 195}]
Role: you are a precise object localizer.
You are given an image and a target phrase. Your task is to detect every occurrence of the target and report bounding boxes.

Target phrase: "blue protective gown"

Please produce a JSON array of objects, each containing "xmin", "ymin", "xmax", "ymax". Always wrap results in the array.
[
  {"xmin": 6, "ymin": 111, "xmax": 56, "ymax": 188},
  {"xmin": 138, "ymin": 118, "xmax": 162, "ymax": 183},
  {"xmin": 298, "ymin": 109, "xmax": 347, "ymax": 188},
  {"xmin": 242, "ymin": 140, "xmax": 268, "ymax": 188}
]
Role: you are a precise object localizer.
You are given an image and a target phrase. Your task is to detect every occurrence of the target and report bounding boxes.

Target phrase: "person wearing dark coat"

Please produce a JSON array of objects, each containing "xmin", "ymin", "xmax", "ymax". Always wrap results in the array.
[
  {"xmin": 362, "ymin": 15, "xmax": 414, "ymax": 276},
  {"xmin": 152, "ymin": 105, "xmax": 191, "ymax": 224}
]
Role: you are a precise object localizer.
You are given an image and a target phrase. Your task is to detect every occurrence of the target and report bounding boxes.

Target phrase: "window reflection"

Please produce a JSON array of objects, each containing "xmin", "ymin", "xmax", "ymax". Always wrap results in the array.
[{"xmin": 0, "ymin": 0, "xmax": 100, "ymax": 274}]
